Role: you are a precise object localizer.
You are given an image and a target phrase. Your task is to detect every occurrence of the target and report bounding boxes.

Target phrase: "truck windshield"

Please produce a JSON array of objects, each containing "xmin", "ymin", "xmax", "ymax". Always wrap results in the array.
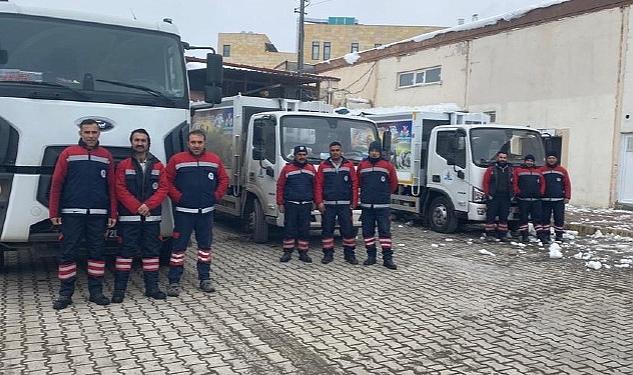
[
  {"xmin": 280, "ymin": 115, "xmax": 377, "ymax": 162},
  {"xmin": 470, "ymin": 127, "xmax": 545, "ymax": 167},
  {"xmin": 0, "ymin": 14, "xmax": 188, "ymax": 108}
]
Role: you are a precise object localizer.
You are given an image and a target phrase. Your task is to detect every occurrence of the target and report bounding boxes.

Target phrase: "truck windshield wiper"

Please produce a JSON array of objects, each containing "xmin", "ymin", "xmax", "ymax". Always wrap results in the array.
[
  {"xmin": 2, "ymin": 80, "xmax": 88, "ymax": 99},
  {"xmin": 96, "ymin": 79, "xmax": 175, "ymax": 105}
]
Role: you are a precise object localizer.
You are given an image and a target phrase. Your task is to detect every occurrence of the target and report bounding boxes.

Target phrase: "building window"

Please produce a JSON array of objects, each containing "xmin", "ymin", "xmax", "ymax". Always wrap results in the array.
[
  {"xmin": 323, "ymin": 42, "xmax": 331, "ymax": 60},
  {"xmin": 374, "ymin": 43, "xmax": 382, "ymax": 48},
  {"xmin": 397, "ymin": 66, "xmax": 442, "ymax": 88},
  {"xmin": 222, "ymin": 44, "xmax": 231, "ymax": 57},
  {"xmin": 484, "ymin": 111, "xmax": 497, "ymax": 123},
  {"xmin": 350, "ymin": 42, "xmax": 359, "ymax": 53},
  {"xmin": 311, "ymin": 41, "xmax": 320, "ymax": 60}
]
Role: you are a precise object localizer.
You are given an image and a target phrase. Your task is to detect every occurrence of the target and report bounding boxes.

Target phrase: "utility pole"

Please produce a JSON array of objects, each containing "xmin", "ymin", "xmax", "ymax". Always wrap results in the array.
[{"xmin": 296, "ymin": 0, "xmax": 306, "ymax": 100}]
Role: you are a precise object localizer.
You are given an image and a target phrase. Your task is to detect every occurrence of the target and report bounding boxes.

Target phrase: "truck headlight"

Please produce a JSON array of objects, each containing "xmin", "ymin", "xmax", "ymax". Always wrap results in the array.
[{"xmin": 472, "ymin": 186, "xmax": 486, "ymax": 203}]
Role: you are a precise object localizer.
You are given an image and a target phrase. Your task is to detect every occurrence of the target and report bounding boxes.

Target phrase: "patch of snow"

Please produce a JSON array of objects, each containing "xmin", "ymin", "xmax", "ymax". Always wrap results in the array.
[
  {"xmin": 592, "ymin": 230, "xmax": 604, "ymax": 238},
  {"xmin": 586, "ymin": 261, "xmax": 602, "ymax": 270},
  {"xmin": 445, "ymin": 238, "xmax": 454, "ymax": 242},
  {"xmin": 573, "ymin": 252, "xmax": 583, "ymax": 259},
  {"xmin": 431, "ymin": 244, "xmax": 439, "ymax": 248},
  {"xmin": 549, "ymin": 243, "xmax": 563, "ymax": 259},
  {"xmin": 620, "ymin": 259, "xmax": 633, "ymax": 264},
  {"xmin": 398, "ymin": 243, "xmax": 405, "ymax": 247},
  {"xmin": 343, "ymin": 52, "xmax": 361, "ymax": 65},
  {"xmin": 479, "ymin": 249, "xmax": 495, "ymax": 256},
  {"xmin": 350, "ymin": 103, "xmax": 463, "ymax": 116},
  {"xmin": 614, "ymin": 263, "xmax": 630, "ymax": 268},
  {"xmin": 186, "ymin": 62, "xmax": 207, "ymax": 70},
  {"xmin": 398, "ymin": 225, "xmax": 404, "ymax": 228}
]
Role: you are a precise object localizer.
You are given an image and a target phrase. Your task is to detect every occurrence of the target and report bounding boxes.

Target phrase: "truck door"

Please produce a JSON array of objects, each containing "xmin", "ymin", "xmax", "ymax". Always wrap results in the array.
[{"xmin": 433, "ymin": 130, "xmax": 470, "ymax": 212}]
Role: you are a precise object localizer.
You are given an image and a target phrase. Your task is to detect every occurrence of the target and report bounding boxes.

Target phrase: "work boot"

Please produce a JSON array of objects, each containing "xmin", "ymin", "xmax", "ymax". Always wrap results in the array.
[
  {"xmin": 346, "ymin": 254, "xmax": 359, "ymax": 265},
  {"xmin": 88, "ymin": 294, "xmax": 111, "ymax": 306},
  {"xmin": 199, "ymin": 280, "xmax": 216, "ymax": 293},
  {"xmin": 321, "ymin": 250, "xmax": 334, "ymax": 264},
  {"xmin": 555, "ymin": 233, "xmax": 564, "ymax": 242},
  {"xmin": 279, "ymin": 250, "xmax": 292, "ymax": 263},
  {"xmin": 364, "ymin": 247, "xmax": 377, "ymax": 266},
  {"xmin": 485, "ymin": 234, "xmax": 496, "ymax": 242},
  {"xmin": 145, "ymin": 289, "xmax": 167, "ymax": 300},
  {"xmin": 52, "ymin": 296, "xmax": 73, "ymax": 310},
  {"xmin": 166, "ymin": 283, "xmax": 181, "ymax": 297},
  {"xmin": 540, "ymin": 234, "xmax": 550, "ymax": 245},
  {"xmin": 111, "ymin": 291, "xmax": 125, "ymax": 304},
  {"xmin": 298, "ymin": 251, "xmax": 312, "ymax": 263},
  {"xmin": 382, "ymin": 249, "xmax": 397, "ymax": 270},
  {"xmin": 521, "ymin": 233, "xmax": 529, "ymax": 243}
]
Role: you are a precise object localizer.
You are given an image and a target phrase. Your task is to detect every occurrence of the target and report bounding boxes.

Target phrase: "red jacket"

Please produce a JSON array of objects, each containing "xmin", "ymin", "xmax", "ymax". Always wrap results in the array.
[
  {"xmin": 115, "ymin": 154, "xmax": 169, "ymax": 218},
  {"xmin": 49, "ymin": 142, "xmax": 117, "ymax": 219},
  {"xmin": 276, "ymin": 161, "xmax": 317, "ymax": 205},
  {"xmin": 315, "ymin": 158, "xmax": 359, "ymax": 207},
  {"xmin": 165, "ymin": 151, "xmax": 229, "ymax": 209},
  {"xmin": 540, "ymin": 164, "xmax": 571, "ymax": 200},
  {"xmin": 357, "ymin": 158, "xmax": 398, "ymax": 205},
  {"xmin": 512, "ymin": 165, "xmax": 546, "ymax": 198}
]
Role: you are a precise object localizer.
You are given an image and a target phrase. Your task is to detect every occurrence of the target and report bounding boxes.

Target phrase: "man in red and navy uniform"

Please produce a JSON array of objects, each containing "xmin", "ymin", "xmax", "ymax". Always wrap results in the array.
[
  {"xmin": 358, "ymin": 141, "xmax": 398, "ymax": 270},
  {"xmin": 49, "ymin": 119, "xmax": 117, "ymax": 310},
  {"xmin": 165, "ymin": 129, "xmax": 228, "ymax": 296},
  {"xmin": 513, "ymin": 154, "xmax": 546, "ymax": 243},
  {"xmin": 112, "ymin": 129, "xmax": 169, "ymax": 303},
  {"xmin": 315, "ymin": 141, "xmax": 359, "ymax": 265},
  {"xmin": 482, "ymin": 151, "xmax": 513, "ymax": 241},
  {"xmin": 277, "ymin": 145, "xmax": 317, "ymax": 263},
  {"xmin": 540, "ymin": 151, "xmax": 572, "ymax": 243}
]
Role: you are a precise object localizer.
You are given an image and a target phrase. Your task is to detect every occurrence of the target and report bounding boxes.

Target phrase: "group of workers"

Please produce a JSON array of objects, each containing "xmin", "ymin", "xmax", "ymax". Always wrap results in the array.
[
  {"xmin": 49, "ymin": 120, "xmax": 229, "ymax": 310},
  {"xmin": 482, "ymin": 150, "xmax": 572, "ymax": 244},
  {"xmin": 48, "ymin": 120, "xmax": 399, "ymax": 311}
]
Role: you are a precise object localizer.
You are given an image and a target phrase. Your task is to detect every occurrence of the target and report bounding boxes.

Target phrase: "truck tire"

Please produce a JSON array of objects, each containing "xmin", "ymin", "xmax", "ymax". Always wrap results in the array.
[
  {"xmin": 252, "ymin": 199, "xmax": 269, "ymax": 243},
  {"xmin": 428, "ymin": 196, "xmax": 458, "ymax": 233}
]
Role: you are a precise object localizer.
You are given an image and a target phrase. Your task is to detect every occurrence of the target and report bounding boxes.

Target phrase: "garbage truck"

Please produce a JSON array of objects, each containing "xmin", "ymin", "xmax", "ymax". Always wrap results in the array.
[
  {"xmin": 0, "ymin": 2, "xmax": 222, "ymax": 265},
  {"xmin": 366, "ymin": 110, "xmax": 546, "ymax": 233},
  {"xmin": 191, "ymin": 95, "xmax": 380, "ymax": 242}
]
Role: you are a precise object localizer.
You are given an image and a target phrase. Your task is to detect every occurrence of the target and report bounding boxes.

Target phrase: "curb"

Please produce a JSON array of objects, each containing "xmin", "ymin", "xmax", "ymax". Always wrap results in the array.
[{"xmin": 566, "ymin": 223, "xmax": 633, "ymax": 238}]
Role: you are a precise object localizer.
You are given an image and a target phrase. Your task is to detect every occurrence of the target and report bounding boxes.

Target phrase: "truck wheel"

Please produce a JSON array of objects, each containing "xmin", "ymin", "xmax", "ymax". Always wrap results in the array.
[
  {"xmin": 428, "ymin": 196, "xmax": 458, "ymax": 233},
  {"xmin": 252, "ymin": 199, "xmax": 269, "ymax": 243}
]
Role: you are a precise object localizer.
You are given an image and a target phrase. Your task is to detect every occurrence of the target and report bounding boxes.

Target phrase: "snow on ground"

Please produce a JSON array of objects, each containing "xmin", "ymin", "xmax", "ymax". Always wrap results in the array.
[{"xmin": 567, "ymin": 205, "xmax": 633, "ymax": 233}]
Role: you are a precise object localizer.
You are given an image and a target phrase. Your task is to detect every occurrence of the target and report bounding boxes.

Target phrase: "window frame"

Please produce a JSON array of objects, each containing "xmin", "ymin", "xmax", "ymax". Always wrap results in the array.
[
  {"xmin": 311, "ymin": 41, "xmax": 320, "ymax": 60},
  {"xmin": 397, "ymin": 66, "xmax": 442, "ymax": 88},
  {"xmin": 222, "ymin": 44, "xmax": 231, "ymax": 57},
  {"xmin": 350, "ymin": 42, "xmax": 359, "ymax": 53},
  {"xmin": 323, "ymin": 41, "xmax": 331, "ymax": 60}
]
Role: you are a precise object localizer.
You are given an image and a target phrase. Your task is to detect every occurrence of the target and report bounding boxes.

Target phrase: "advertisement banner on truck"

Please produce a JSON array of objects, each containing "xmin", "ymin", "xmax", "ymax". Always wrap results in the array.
[
  {"xmin": 376, "ymin": 120, "xmax": 413, "ymax": 184},
  {"xmin": 192, "ymin": 107, "xmax": 234, "ymax": 164}
]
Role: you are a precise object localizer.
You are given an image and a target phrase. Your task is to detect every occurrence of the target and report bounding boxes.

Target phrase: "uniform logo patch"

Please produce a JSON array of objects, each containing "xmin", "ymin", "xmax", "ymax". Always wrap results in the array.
[
  {"xmin": 100, "ymin": 170, "xmax": 106, "ymax": 178},
  {"xmin": 152, "ymin": 182, "xmax": 159, "ymax": 190},
  {"xmin": 344, "ymin": 175, "xmax": 349, "ymax": 182},
  {"xmin": 208, "ymin": 172, "xmax": 214, "ymax": 180},
  {"xmin": 380, "ymin": 176, "xmax": 386, "ymax": 182},
  {"xmin": 556, "ymin": 177, "xmax": 562, "ymax": 182}
]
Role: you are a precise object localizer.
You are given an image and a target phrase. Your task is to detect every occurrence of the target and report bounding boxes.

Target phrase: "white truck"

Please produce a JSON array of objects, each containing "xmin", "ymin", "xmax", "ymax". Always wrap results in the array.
[
  {"xmin": 0, "ymin": 3, "xmax": 222, "ymax": 265},
  {"xmin": 191, "ymin": 95, "xmax": 380, "ymax": 242},
  {"xmin": 366, "ymin": 110, "xmax": 546, "ymax": 233}
]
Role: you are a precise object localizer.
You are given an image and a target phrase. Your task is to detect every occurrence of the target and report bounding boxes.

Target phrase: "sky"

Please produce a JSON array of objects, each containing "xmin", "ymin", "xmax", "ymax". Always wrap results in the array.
[{"xmin": 12, "ymin": 0, "xmax": 552, "ymax": 55}]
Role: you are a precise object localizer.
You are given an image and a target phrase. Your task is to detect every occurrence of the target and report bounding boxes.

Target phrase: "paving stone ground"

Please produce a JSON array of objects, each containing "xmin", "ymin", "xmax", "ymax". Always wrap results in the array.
[{"xmin": 1, "ymin": 220, "xmax": 632, "ymax": 375}]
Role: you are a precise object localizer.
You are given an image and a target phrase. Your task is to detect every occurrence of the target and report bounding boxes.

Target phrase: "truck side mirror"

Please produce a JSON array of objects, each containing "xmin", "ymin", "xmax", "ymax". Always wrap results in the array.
[
  {"xmin": 382, "ymin": 130, "xmax": 392, "ymax": 155},
  {"xmin": 204, "ymin": 53, "xmax": 223, "ymax": 104},
  {"xmin": 252, "ymin": 119, "xmax": 266, "ymax": 160}
]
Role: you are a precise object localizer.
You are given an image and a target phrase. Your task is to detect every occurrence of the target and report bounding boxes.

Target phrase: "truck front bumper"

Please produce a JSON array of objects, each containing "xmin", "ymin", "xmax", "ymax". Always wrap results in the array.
[
  {"xmin": 468, "ymin": 202, "xmax": 519, "ymax": 221},
  {"xmin": 271, "ymin": 209, "xmax": 363, "ymax": 228}
]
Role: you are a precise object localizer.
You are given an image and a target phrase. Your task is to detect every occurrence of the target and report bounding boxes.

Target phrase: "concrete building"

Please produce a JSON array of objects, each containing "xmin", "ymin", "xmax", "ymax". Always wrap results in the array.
[
  {"xmin": 218, "ymin": 32, "xmax": 295, "ymax": 69},
  {"xmin": 217, "ymin": 19, "xmax": 442, "ymax": 70},
  {"xmin": 314, "ymin": 0, "xmax": 633, "ymax": 209}
]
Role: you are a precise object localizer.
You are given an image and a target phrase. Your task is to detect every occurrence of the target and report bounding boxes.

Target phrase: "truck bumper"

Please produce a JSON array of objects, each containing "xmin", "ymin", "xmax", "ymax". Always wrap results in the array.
[{"xmin": 468, "ymin": 202, "xmax": 520, "ymax": 221}]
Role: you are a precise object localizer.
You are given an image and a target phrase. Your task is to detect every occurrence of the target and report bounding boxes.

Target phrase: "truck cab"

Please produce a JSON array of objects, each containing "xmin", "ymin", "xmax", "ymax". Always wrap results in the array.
[{"xmin": 425, "ymin": 124, "xmax": 546, "ymax": 232}]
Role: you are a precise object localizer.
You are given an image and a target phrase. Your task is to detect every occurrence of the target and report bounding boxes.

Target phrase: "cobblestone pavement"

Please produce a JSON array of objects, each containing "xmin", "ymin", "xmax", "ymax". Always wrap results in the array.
[{"xmin": 1, "ymin": 221, "xmax": 632, "ymax": 375}]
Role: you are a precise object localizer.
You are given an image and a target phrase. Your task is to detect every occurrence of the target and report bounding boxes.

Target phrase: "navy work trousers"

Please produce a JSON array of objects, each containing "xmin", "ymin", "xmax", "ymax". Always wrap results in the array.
[{"xmin": 168, "ymin": 211, "xmax": 214, "ymax": 284}]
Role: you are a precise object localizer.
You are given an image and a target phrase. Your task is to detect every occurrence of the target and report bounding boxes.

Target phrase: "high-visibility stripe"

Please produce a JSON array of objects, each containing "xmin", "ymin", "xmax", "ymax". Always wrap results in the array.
[
  {"xmin": 87, "ymin": 260, "xmax": 105, "ymax": 276},
  {"xmin": 542, "ymin": 170, "xmax": 564, "ymax": 176},
  {"xmin": 67, "ymin": 155, "xmax": 89, "ymax": 162},
  {"xmin": 360, "ymin": 203, "xmax": 390, "ymax": 208},
  {"xmin": 170, "ymin": 252, "xmax": 185, "ymax": 266},
  {"xmin": 58, "ymin": 263, "xmax": 77, "ymax": 280},
  {"xmin": 175, "ymin": 206, "xmax": 214, "ymax": 214},
  {"xmin": 115, "ymin": 257, "xmax": 133, "ymax": 271},
  {"xmin": 61, "ymin": 208, "xmax": 108, "ymax": 215},
  {"xmin": 297, "ymin": 240, "xmax": 309, "ymax": 250},
  {"xmin": 322, "ymin": 238, "xmax": 334, "ymax": 249},
  {"xmin": 360, "ymin": 167, "xmax": 388, "ymax": 174},
  {"xmin": 287, "ymin": 169, "xmax": 315, "ymax": 177},
  {"xmin": 518, "ymin": 198, "xmax": 539, "ymax": 201},
  {"xmin": 119, "ymin": 215, "xmax": 162, "ymax": 222},
  {"xmin": 175, "ymin": 162, "xmax": 198, "ymax": 169},
  {"xmin": 91, "ymin": 155, "xmax": 110, "ymax": 164},
  {"xmin": 324, "ymin": 200, "xmax": 350, "ymax": 205},
  {"xmin": 197, "ymin": 249, "xmax": 211, "ymax": 263},
  {"xmin": 125, "ymin": 169, "xmax": 136, "ymax": 175},
  {"xmin": 286, "ymin": 201, "xmax": 312, "ymax": 205},
  {"xmin": 542, "ymin": 198, "xmax": 564, "ymax": 201},
  {"xmin": 151, "ymin": 169, "xmax": 160, "ymax": 175},
  {"xmin": 342, "ymin": 238, "xmax": 356, "ymax": 245},
  {"xmin": 198, "ymin": 162, "xmax": 218, "ymax": 168},
  {"xmin": 283, "ymin": 239, "xmax": 295, "ymax": 249},
  {"xmin": 142, "ymin": 257, "xmax": 160, "ymax": 272}
]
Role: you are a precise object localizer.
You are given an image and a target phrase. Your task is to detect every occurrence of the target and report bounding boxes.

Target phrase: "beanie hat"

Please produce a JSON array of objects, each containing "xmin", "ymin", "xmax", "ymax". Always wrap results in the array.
[
  {"xmin": 524, "ymin": 154, "xmax": 535, "ymax": 161},
  {"xmin": 369, "ymin": 141, "xmax": 382, "ymax": 152},
  {"xmin": 293, "ymin": 145, "xmax": 308, "ymax": 155},
  {"xmin": 546, "ymin": 150, "xmax": 559, "ymax": 158}
]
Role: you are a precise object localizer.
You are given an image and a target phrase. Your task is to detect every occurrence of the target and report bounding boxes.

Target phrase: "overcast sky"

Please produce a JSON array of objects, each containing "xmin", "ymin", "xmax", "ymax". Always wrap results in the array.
[{"xmin": 13, "ymin": 0, "xmax": 551, "ymax": 54}]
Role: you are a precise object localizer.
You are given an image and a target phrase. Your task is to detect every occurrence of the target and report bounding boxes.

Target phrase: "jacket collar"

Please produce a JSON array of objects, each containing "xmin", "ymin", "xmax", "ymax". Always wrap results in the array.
[{"xmin": 78, "ymin": 139, "xmax": 99, "ymax": 150}]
